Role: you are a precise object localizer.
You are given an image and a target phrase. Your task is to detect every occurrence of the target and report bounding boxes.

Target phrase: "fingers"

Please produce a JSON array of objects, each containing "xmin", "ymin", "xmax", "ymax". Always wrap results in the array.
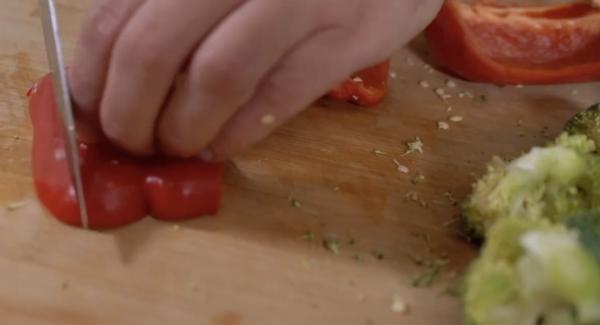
[
  {"xmin": 69, "ymin": 0, "xmax": 144, "ymax": 139},
  {"xmin": 157, "ymin": 1, "xmax": 322, "ymax": 157},
  {"xmin": 205, "ymin": 28, "xmax": 359, "ymax": 161},
  {"xmin": 206, "ymin": 0, "xmax": 444, "ymax": 161},
  {"xmin": 99, "ymin": 0, "xmax": 243, "ymax": 155}
]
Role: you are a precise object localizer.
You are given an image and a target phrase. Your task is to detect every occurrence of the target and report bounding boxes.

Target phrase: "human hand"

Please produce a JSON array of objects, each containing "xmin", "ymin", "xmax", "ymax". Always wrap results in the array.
[{"xmin": 69, "ymin": 0, "xmax": 443, "ymax": 160}]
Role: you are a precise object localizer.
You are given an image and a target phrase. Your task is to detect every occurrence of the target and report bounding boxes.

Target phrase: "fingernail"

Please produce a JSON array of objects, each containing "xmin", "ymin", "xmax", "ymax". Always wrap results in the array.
[{"xmin": 197, "ymin": 148, "xmax": 214, "ymax": 162}]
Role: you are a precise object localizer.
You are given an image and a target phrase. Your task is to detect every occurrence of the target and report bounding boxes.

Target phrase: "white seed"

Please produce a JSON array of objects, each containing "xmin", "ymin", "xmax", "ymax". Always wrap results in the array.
[
  {"xmin": 389, "ymin": 71, "xmax": 398, "ymax": 79},
  {"xmin": 437, "ymin": 121, "xmax": 450, "ymax": 130},
  {"xmin": 391, "ymin": 295, "xmax": 410, "ymax": 314},
  {"xmin": 260, "ymin": 114, "xmax": 276, "ymax": 125},
  {"xmin": 419, "ymin": 80, "xmax": 430, "ymax": 88},
  {"xmin": 352, "ymin": 76, "xmax": 364, "ymax": 83},
  {"xmin": 393, "ymin": 159, "xmax": 410, "ymax": 174},
  {"xmin": 449, "ymin": 115, "xmax": 464, "ymax": 122},
  {"xmin": 446, "ymin": 80, "xmax": 457, "ymax": 88}
]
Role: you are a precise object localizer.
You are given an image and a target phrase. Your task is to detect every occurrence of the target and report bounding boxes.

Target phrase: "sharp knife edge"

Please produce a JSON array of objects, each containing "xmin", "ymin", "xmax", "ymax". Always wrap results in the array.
[{"xmin": 38, "ymin": 0, "xmax": 89, "ymax": 229}]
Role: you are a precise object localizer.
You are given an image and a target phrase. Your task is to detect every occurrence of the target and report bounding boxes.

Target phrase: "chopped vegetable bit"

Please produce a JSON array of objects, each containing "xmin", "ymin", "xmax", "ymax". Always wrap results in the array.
[
  {"xmin": 5, "ymin": 201, "xmax": 27, "ymax": 212},
  {"xmin": 437, "ymin": 121, "xmax": 450, "ymax": 130},
  {"xmin": 443, "ymin": 217, "xmax": 460, "ymax": 227},
  {"xmin": 412, "ymin": 173, "xmax": 426, "ymax": 185},
  {"xmin": 393, "ymin": 159, "xmax": 410, "ymax": 174},
  {"xmin": 322, "ymin": 237, "xmax": 341, "ymax": 255},
  {"xmin": 373, "ymin": 149, "xmax": 387, "ymax": 156},
  {"xmin": 391, "ymin": 295, "xmax": 410, "ymax": 314},
  {"xmin": 290, "ymin": 198, "xmax": 302, "ymax": 208},
  {"xmin": 372, "ymin": 251, "xmax": 385, "ymax": 260},
  {"xmin": 389, "ymin": 71, "xmax": 398, "ymax": 79},
  {"xmin": 408, "ymin": 253, "xmax": 426, "ymax": 266},
  {"xmin": 446, "ymin": 80, "xmax": 457, "ymax": 88},
  {"xmin": 443, "ymin": 191, "xmax": 458, "ymax": 205},
  {"xmin": 449, "ymin": 116, "xmax": 463, "ymax": 122},
  {"xmin": 403, "ymin": 137, "xmax": 424, "ymax": 155},
  {"xmin": 302, "ymin": 231, "xmax": 315, "ymax": 242},
  {"xmin": 404, "ymin": 191, "xmax": 419, "ymax": 201},
  {"xmin": 412, "ymin": 259, "xmax": 449, "ymax": 288},
  {"xmin": 419, "ymin": 80, "xmax": 430, "ymax": 88}
]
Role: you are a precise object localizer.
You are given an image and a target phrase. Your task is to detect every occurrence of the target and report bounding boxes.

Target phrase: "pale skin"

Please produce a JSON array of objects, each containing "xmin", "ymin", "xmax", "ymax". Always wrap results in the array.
[{"xmin": 69, "ymin": 0, "xmax": 443, "ymax": 160}]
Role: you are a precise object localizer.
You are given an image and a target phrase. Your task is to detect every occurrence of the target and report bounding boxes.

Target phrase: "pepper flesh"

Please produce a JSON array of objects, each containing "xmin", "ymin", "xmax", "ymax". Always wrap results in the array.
[
  {"xmin": 29, "ymin": 74, "xmax": 224, "ymax": 229},
  {"xmin": 328, "ymin": 60, "xmax": 390, "ymax": 106},
  {"xmin": 425, "ymin": 0, "xmax": 600, "ymax": 85}
]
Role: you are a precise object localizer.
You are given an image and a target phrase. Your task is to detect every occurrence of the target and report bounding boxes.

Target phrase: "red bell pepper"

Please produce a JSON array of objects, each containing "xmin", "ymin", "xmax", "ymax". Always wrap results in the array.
[
  {"xmin": 28, "ymin": 74, "xmax": 224, "ymax": 229},
  {"xmin": 328, "ymin": 60, "xmax": 391, "ymax": 107},
  {"xmin": 425, "ymin": 0, "xmax": 600, "ymax": 85}
]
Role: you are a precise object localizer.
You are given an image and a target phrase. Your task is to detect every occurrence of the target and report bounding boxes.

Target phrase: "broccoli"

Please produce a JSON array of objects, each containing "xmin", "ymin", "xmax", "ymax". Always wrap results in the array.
[
  {"xmin": 462, "ymin": 133, "xmax": 600, "ymax": 238},
  {"xmin": 463, "ymin": 212, "xmax": 600, "ymax": 325},
  {"xmin": 565, "ymin": 103, "xmax": 600, "ymax": 149}
]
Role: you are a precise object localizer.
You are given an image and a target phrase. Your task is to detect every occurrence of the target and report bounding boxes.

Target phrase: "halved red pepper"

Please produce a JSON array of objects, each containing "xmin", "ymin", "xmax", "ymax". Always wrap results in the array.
[
  {"xmin": 28, "ymin": 74, "xmax": 224, "ymax": 229},
  {"xmin": 425, "ymin": 0, "xmax": 600, "ymax": 85},
  {"xmin": 328, "ymin": 60, "xmax": 391, "ymax": 106}
]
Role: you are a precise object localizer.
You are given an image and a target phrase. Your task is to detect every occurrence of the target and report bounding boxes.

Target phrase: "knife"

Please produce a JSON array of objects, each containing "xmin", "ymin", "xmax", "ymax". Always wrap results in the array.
[{"xmin": 38, "ymin": 0, "xmax": 89, "ymax": 229}]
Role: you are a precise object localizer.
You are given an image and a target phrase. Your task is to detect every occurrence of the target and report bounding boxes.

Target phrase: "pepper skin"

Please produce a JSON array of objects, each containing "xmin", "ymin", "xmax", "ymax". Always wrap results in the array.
[
  {"xmin": 28, "ymin": 74, "xmax": 224, "ymax": 229},
  {"xmin": 425, "ymin": 0, "xmax": 600, "ymax": 85}
]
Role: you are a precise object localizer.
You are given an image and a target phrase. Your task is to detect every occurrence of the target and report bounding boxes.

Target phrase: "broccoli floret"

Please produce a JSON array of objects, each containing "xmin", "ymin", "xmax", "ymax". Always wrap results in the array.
[
  {"xmin": 566, "ymin": 211, "xmax": 600, "ymax": 265},
  {"xmin": 463, "ymin": 133, "xmax": 600, "ymax": 238},
  {"xmin": 463, "ymin": 215, "xmax": 600, "ymax": 325},
  {"xmin": 565, "ymin": 103, "xmax": 600, "ymax": 148}
]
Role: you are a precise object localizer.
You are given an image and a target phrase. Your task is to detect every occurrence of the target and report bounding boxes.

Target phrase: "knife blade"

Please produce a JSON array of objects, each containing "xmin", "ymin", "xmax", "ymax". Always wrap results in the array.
[{"xmin": 38, "ymin": 0, "xmax": 89, "ymax": 229}]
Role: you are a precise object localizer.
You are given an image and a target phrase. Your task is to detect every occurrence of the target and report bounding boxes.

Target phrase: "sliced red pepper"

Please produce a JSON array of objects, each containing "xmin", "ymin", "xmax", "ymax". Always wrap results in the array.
[
  {"xmin": 425, "ymin": 0, "xmax": 600, "ymax": 85},
  {"xmin": 28, "ymin": 74, "xmax": 224, "ymax": 229},
  {"xmin": 328, "ymin": 60, "xmax": 391, "ymax": 107}
]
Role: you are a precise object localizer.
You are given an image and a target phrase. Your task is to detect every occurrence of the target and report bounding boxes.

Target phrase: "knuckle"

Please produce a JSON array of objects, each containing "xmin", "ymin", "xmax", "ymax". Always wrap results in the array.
[
  {"xmin": 190, "ymin": 53, "xmax": 251, "ymax": 101},
  {"xmin": 84, "ymin": 0, "xmax": 127, "ymax": 42}
]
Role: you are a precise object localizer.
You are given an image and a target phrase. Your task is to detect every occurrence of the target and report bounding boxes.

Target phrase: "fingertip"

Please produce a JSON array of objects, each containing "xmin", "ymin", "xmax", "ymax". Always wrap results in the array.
[{"xmin": 100, "ymin": 111, "xmax": 155, "ymax": 157}]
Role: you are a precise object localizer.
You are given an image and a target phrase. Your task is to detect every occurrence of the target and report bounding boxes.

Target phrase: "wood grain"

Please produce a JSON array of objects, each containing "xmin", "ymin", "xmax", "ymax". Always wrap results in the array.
[{"xmin": 0, "ymin": 1, "xmax": 599, "ymax": 324}]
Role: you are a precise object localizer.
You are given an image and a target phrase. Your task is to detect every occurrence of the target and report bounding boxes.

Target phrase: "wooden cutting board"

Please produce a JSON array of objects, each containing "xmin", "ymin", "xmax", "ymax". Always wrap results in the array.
[{"xmin": 1, "ymin": 1, "xmax": 599, "ymax": 324}]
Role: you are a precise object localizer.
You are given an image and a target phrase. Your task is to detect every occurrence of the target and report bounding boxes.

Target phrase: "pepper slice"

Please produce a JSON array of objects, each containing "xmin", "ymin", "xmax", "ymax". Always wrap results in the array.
[
  {"xmin": 28, "ymin": 74, "xmax": 224, "ymax": 229},
  {"xmin": 328, "ymin": 60, "xmax": 391, "ymax": 106},
  {"xmin": 425, "ymin": 0, "xmax": 600, "ymax": 85}
]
